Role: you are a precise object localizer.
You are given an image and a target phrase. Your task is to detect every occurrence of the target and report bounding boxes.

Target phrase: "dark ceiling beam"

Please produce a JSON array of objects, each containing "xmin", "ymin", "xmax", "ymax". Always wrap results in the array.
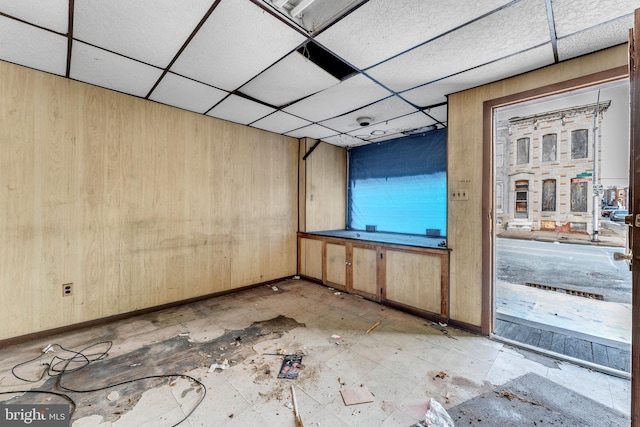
[
  {"xmin": 66, "ymin": 0, "xmax": 74, "ymax": 77},
  {"xmin": 144, "ymin": 0, "xmax": 223, "ymax": 99},
  {"xmin": 545, "ymin": 0, "xmax": 559, "ymax": 63}
]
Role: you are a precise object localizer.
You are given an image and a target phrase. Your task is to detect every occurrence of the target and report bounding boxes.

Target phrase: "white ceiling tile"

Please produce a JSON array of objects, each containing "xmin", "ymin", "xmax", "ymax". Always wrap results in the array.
[
  {"xmin": 171, "ymin": 0, "xmax": 306, "ymax": 91},
  {"xmin": 0, "ymin": 17, "xmax": 67, "ymax": 76},
  {"xmin": 551, "ymin": 0, "xmax": 640, "ymax": 37},
  {"xmin": 425, "ymin": 105, "xmax": 448, "ymax": 124},
  {"xmin": 70, "ymin": 41, "xmax": 163, "ymax": 97},
  {"xmin": 319, "ymin": 95, "xmax": 419, "ymax": 133},
  {"xmin": 401, "ymin": 45, "xmax": 555, "ymax": 107},
  {"xmin": 207, "ymin": 95, "xmax": 275, "ymax": 125},
  {"xmin": 283, "ymin": 73, "xmax": 391, "ymax": 122},
  {"xmin": 74, "ymin": 0, "xmax": 213, "ymax": 68},
  {"xmin": 557, "ymin": 16, "xmax": 633, "ymax": 61},
  {"xmin": 0, "ymin": 0, "xmax": 68, "ymax": 33},
  {"xmin": 347, "ymin": 111, "xmax": 435, "ymax": 141},
  {"xmin": 367, "ymin": 0, "xmax": 551, "ymax": 93},
  {"xmin": 316, "ymin": 0, "xmax": 513, "ymax": 69},
  {"xmin": 320, "ymin": 134, "xmax": 366, "ymax": 147},
  {"xmin": 285, "ymin": 124, "xmax": 337, "ymax": 139},
  {"xmin": 149, "ymin": 72, "xmax": 228, "ymax": 114},
  {"xmin": 251, "ymin": 111, "xmax": 311, "ymax": 134},
  {"xmin": 239, "ymin": 51, "xmax": 339, "ymax": 107}
]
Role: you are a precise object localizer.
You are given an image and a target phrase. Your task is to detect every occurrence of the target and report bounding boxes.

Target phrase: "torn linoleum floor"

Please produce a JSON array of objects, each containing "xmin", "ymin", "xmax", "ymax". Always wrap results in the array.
[
  {"xmin": 0, "ymin": 279, "xmax": 631, "ymax": 426},
  {"xmin": 2, "ymin": 315, "xmax": 304, "ymax": 425}
]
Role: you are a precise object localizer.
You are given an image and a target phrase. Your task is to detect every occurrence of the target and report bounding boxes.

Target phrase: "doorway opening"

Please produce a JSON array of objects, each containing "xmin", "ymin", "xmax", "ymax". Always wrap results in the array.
[{"xmin": 490, "ymin": 77, "xmax": 632, "ymax": 376}]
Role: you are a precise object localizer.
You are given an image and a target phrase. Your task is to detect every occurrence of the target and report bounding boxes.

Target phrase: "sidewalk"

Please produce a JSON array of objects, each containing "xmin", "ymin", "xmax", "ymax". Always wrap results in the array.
[
  {"xmin": 496, "ymin": 281, "xmax": 631, "ymax": 346},
  {"xmin": 498, "ymin": 220, "xmax": 627, "ymax": 247}
]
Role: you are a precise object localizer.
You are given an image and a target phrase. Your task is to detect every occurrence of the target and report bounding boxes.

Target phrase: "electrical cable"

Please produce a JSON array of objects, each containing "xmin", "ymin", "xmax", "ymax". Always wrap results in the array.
[{"xmin": 2, "ymin": 340, "xmax": 206, "ymax": 427}]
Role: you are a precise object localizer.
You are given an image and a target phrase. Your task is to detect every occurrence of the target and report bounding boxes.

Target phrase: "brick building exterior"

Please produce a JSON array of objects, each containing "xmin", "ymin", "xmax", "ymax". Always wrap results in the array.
[{"xmin": 495, "ymin": 101, "xmax": 611, "ymax": 235}]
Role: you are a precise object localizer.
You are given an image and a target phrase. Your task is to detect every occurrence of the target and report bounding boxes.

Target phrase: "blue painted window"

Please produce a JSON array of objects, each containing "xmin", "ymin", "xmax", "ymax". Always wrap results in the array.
[{"xmin": 347, "ymin": 129, "xmax": 447, "ymax": 236}]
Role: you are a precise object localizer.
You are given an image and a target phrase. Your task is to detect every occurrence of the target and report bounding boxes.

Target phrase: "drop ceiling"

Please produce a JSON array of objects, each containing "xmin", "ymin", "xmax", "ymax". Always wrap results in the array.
[{"xmin": 0, "ymin": 0, "xmax": 637, "ymax": 147}]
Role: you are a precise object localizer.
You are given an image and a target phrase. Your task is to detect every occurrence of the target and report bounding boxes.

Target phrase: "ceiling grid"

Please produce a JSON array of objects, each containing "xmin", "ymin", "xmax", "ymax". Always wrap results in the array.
[{"xmin": 0, "ymin": 0, "xmax": 638, "ymax": 147}]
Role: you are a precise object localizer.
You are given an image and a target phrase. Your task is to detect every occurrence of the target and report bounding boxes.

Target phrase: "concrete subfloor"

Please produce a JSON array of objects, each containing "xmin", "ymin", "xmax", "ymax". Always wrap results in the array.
[{"xmin": 0, "ymin": 279, "xmax": 632, "ymax": 426}]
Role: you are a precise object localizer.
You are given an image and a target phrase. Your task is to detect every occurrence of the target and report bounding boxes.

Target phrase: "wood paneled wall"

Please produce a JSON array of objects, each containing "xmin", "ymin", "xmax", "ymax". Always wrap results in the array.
[
  {"xmin": 0, "ymin": 61, "xmax": 298, "ymax": 340},
  {"xmin": 299, "ymin": 139, "xmax": 347, "ymax": 232},
  {"xmin": 447, "ymin": 45, "xmax": 629, "ymax": 327}
]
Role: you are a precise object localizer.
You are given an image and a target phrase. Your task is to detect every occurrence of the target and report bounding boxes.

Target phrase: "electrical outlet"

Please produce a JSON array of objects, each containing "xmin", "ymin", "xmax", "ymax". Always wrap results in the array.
[
  {"xmin": 450, "ymin": 188, "xmax": 469, "ymax": 201},
  {"xmin": 62, "ymin": 283, "xmax": 73, "ymax": 297}
]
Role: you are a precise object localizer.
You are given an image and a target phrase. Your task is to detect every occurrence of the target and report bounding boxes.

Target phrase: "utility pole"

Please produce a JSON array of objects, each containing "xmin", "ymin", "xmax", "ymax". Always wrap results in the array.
[{"xmin": 591, "ymin": 90, "xmax": 602, "ymax": 242}]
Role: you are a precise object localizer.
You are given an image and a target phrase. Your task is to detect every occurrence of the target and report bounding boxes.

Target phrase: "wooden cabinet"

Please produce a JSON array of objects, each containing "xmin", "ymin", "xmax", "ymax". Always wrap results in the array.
[
  {"xmin": 297, "ymin": 233, "xmax": 449, "ymax": 321},
  {"xmin": 326, "ymin": 243, "xmax": 347, "ymax": 287}
]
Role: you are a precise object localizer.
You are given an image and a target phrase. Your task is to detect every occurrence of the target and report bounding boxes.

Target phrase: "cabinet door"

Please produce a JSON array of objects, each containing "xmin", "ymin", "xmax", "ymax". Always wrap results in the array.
[
  {"xmin": 299, "ymin": 238, "xmax": 323, "ymax": 280},
  {"xmin": 386, "ymin": 250, "xmax": 441, "ymax": 314},
  {"xmin": 352, "ymin": 246, "xmax": 377, "ymax": 297},
  {"xmin": 326, "ymin": 243, "xmax": 346, "ymax": 287}
]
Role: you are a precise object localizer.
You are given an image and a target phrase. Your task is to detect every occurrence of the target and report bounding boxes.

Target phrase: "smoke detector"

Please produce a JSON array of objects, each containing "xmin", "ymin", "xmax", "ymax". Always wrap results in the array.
[{"xmin": 357, "ymin": 117, "xmax": 372, "ymax": 126}]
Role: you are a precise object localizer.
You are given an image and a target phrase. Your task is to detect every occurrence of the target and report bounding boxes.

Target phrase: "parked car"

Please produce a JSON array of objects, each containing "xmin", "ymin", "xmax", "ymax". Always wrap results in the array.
[
  {"xmin": 610, "ymin": 209, "xmax": 628, "ymax": 222},
  {"xmin": 601, "ymin": 205, "xmax": 619, "ymax": 217}
]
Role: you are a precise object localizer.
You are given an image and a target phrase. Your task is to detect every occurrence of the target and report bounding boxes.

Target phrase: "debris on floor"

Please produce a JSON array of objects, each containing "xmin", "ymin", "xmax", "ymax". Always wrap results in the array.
[
  {"xmin": 208, "ymin": 359, "xmax": 230, "ymax": 372},
  {"xmin": 340, "ymin": 385, "xmax": 375, "ymax": 406},
  {"xmin": 106, "ymin": 391, "xmax": 120, "ymax": 401},
  {"xmin": 291, "ymin": 384, "xmax": 304, "ymax": 427},
  {"xmin": 278, "ymin": 354, "xmax": 303, "ymax": 379},
  {"xmin": 430, "ymin": 322, "xmax": 457, "ymax": 340},
  {"xmin": 423, "ymin": 398, "xmax": 454, "ymax": 427},
  {"xmin": 434, "ymin": 371, "xmax": 447, "ymax": 380},
  {"xmin": 495, "ymin": 390, "xmax": 541, "ymax": 406},
  {"xmin": 272, "ymin": 286, "xmax": 279, "ymax": 291},
  {"xmin": 365, "ymin": 321, "xmax": 381, "ymax": 334}
]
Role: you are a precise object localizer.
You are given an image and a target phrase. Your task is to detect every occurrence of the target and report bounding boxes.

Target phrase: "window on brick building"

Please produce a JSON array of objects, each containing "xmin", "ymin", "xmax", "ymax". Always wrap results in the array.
[
  {"xmin": 541, "ymin": 179, "xmax": 556, "ymax": 211},
  {"xmin": 571, "ymin": 129, "xmax": 588, "ymax": 159},
  {"xmin": 570, "ymin": 180, "xmax": 588, "ymax": 212},
  {"xmin": 516, "ymin": 138, "xmax": 529, "ymax": 164},
  {"xmin": 542, "ymin": 134, "xmax": 557, "ymax": 162}
]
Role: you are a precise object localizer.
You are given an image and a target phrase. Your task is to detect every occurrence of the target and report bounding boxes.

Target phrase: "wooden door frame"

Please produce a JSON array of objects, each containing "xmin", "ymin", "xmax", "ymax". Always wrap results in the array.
[
  {"xmin": 481, "ymin": 66, "xmax": 629, "ymax": 336},
  {"xmin": 629, "ymin": 9, "xmax": 640, "ymax": 425}
]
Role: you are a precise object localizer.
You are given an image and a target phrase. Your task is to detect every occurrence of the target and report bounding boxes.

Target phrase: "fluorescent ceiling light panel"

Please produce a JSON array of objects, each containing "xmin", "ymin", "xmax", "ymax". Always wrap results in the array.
[
  {"xmin": 70, "ymin": 41, "xmax": 163, "ymax": 98},
  {"xmin": 0, "ymin": 17, "xmax": 67, "ymax": 76},
  {"xmin": 290, "ymin": 0, "xmax": 318, "ymax": 17},
  {"xmin": 316, "ymin": 0, "xmax": 512, "ymax": 69},
  {"xmin": 284, "ymin": 74, "xmax": 391, "ymax": 122},
  {"xmin": 207, "ymin": 95, "xmax": 276, "ymax": 125},
  {"xmin": 74, "ymin": 0, "xmax": 213, "ymax": 68},
  {"xmin": 264, "ymin": 0, "xmax": 365, "ymax": 34},
  {"xmin": 251, "ymin": 111, "xmax": 310, "ymax": 134},
  {"xmin": 0, "ymin": 0, "xmax": 68, "ymax": 33},
  {"xmin": 171, "ymin": 0, "xmax": 306, "ymax": 91},
  {"xmin": 149, "ymin": 73, "xmax": 228, "ymax": 114},
  {"xmin": 367, "ymin": 0, "xmax": 550, "ymax": 93},
  {"xmin": 239, "ymin": 51, "xmax": 339, "ymax": 107}
]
